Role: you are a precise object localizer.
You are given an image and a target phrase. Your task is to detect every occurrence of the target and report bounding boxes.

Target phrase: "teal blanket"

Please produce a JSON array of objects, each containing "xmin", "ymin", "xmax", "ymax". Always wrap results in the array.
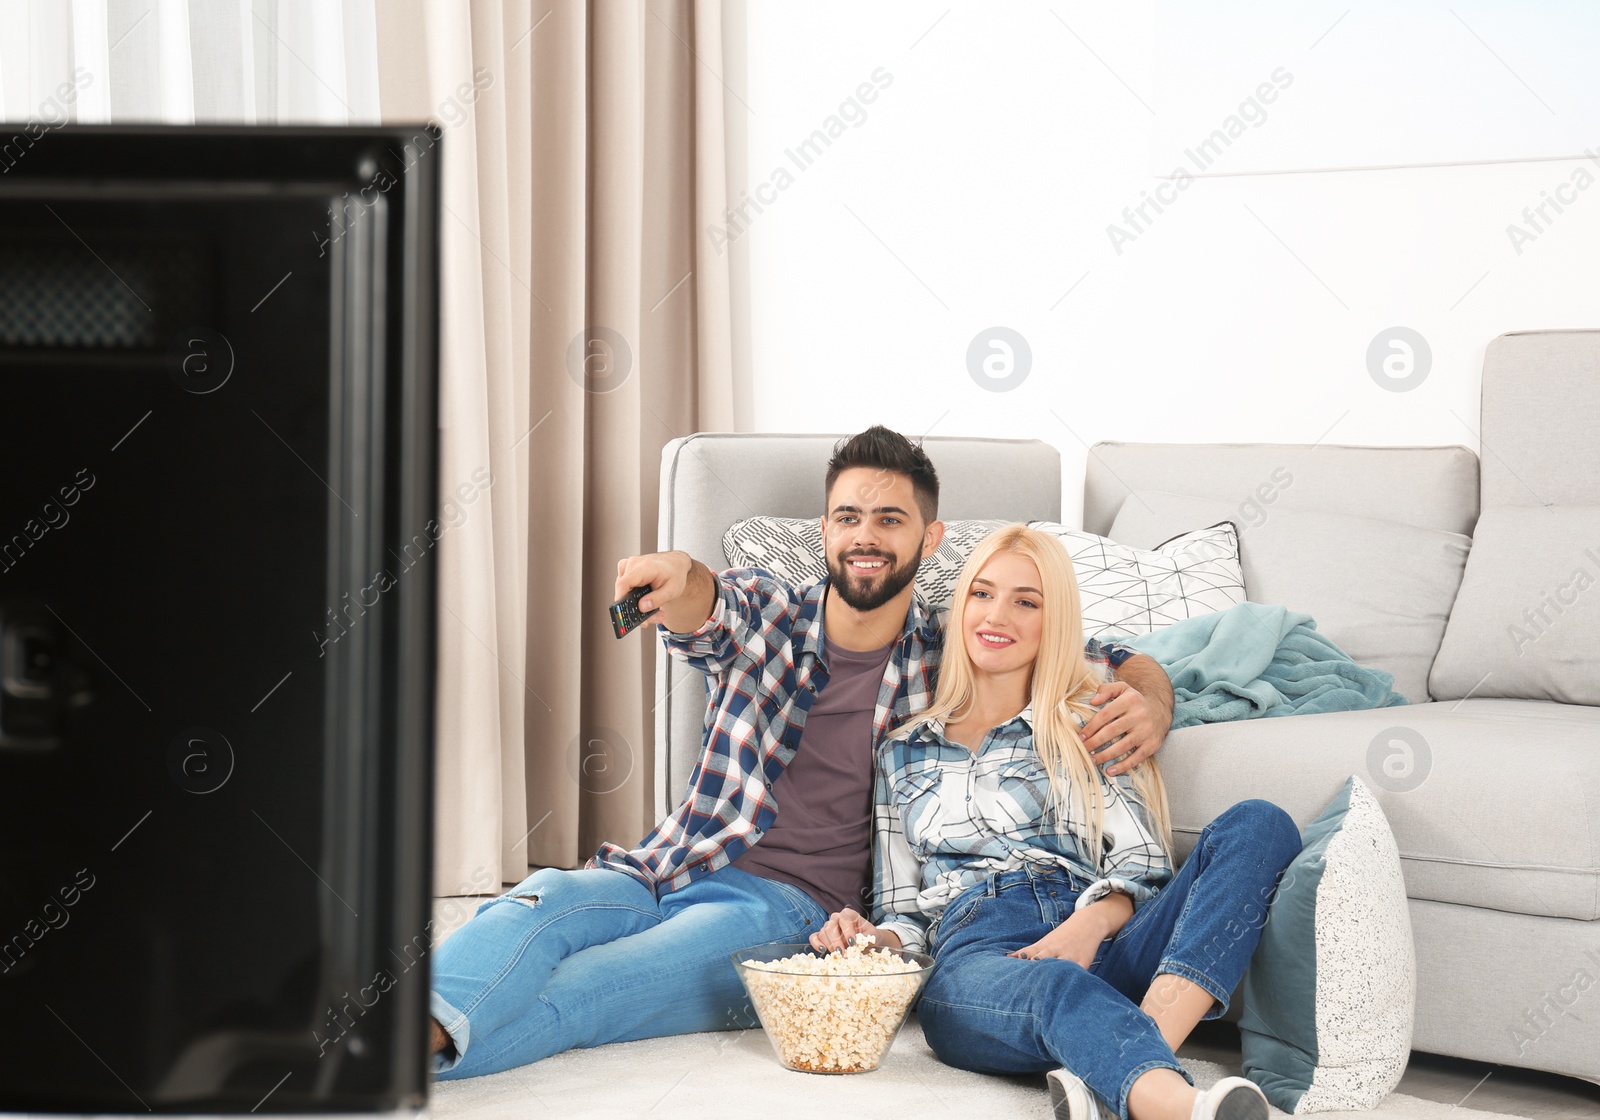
[{"xmin": 1122, "ymin": 602, "xmax": 1408, "ymax": 729}]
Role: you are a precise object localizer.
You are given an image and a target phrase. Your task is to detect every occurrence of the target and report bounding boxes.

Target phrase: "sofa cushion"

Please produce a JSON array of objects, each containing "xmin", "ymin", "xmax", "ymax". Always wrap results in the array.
[
  {"xmin": 721, "ymin": 517, "xmax": 1245, "ymax": 639},
  {"xmin": 1154, "ymin": 699, "xmax": 1600, "ymax": 922},
  {"xmin": 1430, "ymin": 506, "xmax": 1600, "ymax": 705},
  {"xmin": 1109, "ymin": 489, "xmax": 1470, "ymax": 703},
  {"xmin": 1480, "ymin": 331, "xmax": 1600, "ymax": 507},
  {"xmin": 1241, "ymin": 775, "xmax": 1415, "ymax": 1113},
  {"xmin": 1081, "ymin": 441, "xmax": 1479, "ymax": 538}
]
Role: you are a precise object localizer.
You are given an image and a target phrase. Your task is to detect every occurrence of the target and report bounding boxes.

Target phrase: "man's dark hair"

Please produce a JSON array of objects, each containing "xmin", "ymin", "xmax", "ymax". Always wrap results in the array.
[{"xmin": 823, "ymin": 425, "xmax": 939, "ymax": 526}]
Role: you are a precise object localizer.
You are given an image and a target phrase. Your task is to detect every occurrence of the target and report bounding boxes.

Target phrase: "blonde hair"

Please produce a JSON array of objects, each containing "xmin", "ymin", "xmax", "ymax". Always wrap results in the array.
[{"xmin": 893, "ymin": 524, "xmax": 1175, "ymax": 868}]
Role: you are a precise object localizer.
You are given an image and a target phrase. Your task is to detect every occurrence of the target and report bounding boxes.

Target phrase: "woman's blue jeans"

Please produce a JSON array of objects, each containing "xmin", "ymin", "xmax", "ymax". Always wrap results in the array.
[
  {"xmin": 918, "ymin": 799, "xmax": 1302, "ymax": 1120},
  {"xmin": 429, "ymin": 864, "xmax": 826, "ymax": 1079}
]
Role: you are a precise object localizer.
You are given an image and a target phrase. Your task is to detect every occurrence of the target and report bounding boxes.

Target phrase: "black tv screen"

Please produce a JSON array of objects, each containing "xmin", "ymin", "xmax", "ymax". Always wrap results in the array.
[{"xmin": 0, "ymin": 125, "xmax": 440, "ymax": 1112}]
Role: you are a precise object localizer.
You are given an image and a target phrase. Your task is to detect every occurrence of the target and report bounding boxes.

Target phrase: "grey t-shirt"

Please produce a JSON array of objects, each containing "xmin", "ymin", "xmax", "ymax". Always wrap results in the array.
[{"xmin": 732, "ymin": 631, "xmax": 893, "ymax": 917}]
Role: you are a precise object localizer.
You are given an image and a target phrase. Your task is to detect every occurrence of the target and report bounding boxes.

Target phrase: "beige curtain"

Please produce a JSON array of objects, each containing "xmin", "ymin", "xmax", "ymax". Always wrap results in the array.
[{"xmin": 375, "ymin": 0, "xmax": 736, "ymax": 894}]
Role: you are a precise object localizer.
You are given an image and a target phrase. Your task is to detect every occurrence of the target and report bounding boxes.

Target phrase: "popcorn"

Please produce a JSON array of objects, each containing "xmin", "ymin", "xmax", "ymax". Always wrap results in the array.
[{"xmin": 738, "ymin": 935, "xmax": 926, "ymax": 1073}]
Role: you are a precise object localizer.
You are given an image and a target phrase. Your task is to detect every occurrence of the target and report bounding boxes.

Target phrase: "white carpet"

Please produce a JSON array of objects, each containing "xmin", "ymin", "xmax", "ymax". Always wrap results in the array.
[{"xmin": 429, "ymin": 1018, "xmax": 1528, "ymax": 1120}]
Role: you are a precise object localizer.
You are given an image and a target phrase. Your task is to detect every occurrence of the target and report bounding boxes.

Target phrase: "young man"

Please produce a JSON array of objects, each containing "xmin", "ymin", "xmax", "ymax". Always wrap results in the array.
[{"xmin": 427, "ymin": 426, "xmax": 1175, "ymax": 1079}]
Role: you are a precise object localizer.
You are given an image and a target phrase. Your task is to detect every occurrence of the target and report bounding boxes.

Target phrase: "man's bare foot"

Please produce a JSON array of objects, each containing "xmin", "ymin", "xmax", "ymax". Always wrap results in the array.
[{"xmin": 429, "ymin": 1017, "xmax": 452, "ymax": 1057}]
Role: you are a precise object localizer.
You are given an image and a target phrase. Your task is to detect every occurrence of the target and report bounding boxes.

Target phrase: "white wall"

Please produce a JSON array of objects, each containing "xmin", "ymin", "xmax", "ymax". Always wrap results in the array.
[{"xmin": 725, "ymin": 1, "xmax": 1600, "ymax": 525}]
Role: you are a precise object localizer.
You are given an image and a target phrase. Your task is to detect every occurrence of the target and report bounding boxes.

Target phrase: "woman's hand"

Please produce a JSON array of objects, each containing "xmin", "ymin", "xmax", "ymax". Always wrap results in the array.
[
  {"xmin": 1006, "ymin": 896, "xmax": 1129, "ymax": 967},
  {"xmin": 809, "ymin": 907, "xmax": 902, "ymax": 953}
]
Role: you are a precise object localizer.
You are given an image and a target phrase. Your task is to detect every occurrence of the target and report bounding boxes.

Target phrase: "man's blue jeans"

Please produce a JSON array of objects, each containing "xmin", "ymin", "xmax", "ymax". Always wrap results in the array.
[
  {"xmin": 429, "ymin": 864, "xmax": 827, "ymax": 1079},
  {"xmin": 918, "ymin": 799, "xmax": 1302, "ymax": 1120}
]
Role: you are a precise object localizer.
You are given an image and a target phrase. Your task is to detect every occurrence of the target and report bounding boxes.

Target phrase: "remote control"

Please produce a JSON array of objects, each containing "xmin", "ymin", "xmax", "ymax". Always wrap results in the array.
[{"xmin": 609, "ymin": 584, "xmax": 658, "ymax": 639}]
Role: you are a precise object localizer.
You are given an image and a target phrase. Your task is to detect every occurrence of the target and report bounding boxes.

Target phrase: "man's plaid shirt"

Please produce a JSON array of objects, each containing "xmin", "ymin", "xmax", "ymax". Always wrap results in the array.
[{"xmin": 588, "ymin": 568, "xmax": 943, "ymax": 894}]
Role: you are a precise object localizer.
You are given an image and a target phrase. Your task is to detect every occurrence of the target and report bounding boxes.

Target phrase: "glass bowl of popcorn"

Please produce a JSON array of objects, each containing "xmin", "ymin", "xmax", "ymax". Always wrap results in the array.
[{"xmin": 730, "ymin": 936, "xmax": 934, "ymax": 1074}]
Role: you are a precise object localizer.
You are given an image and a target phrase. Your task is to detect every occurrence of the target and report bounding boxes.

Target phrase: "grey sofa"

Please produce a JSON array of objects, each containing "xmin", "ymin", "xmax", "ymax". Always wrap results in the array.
[{"xmin": 649, "ymin": 329, "xmax": 1600, "ymax": 1090}]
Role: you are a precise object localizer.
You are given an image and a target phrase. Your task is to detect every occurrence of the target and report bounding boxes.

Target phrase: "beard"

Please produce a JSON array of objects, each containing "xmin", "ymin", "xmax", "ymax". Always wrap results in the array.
[{"xmin": 826, "ymin": 544, "xmax": 923, "ymax": 612}]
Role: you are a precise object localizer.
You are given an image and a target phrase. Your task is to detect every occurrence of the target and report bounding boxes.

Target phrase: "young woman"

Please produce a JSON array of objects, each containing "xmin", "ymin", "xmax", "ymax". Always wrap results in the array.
[{"xmin": 810, "ymin": 525, "xmax": 1303, "ymax": 1120}]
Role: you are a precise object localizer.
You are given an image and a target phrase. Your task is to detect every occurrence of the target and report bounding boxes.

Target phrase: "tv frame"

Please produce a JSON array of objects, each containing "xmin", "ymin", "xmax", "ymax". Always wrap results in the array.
[{"xmin": 0, "ymin": 123, "xmax": 441, "ymax": 1113}]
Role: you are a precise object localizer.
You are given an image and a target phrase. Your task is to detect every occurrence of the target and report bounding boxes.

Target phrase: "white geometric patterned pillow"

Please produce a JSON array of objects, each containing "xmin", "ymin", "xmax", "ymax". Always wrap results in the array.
[
  {"xmin": 720, "ymin": 517, "xmax": 1010, "ymax": 609},
  {"xmin": 1026, "ymin": 520, "xmax": 1245, "ymax": 639},
  {"xmin": 721, "ymin": 517, "xmax": 1243, "ymax": 638}
]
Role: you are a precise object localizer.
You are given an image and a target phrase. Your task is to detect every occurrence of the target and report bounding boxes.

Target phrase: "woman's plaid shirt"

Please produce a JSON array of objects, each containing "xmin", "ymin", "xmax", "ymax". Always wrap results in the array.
[
  {"xmin": 587, "ymin": 568, "xmax": 942, "ymax": 894},
  {"xmin": 871, "ymin": 671, "xmax": 1171, "ymax": 954}
]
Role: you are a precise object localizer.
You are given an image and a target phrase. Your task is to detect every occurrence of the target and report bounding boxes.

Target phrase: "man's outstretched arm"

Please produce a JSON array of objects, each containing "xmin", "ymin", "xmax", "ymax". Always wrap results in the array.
[
  {"xmin": 614, "ymin": 550, "xmax": 717, "ymax": 634},
  {"xmin": 1080, "ymin": 653, "xmax": 1174, "ymax": 777}
]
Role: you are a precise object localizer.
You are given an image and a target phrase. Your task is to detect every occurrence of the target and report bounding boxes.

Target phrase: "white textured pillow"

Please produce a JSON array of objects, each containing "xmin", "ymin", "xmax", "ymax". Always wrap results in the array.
[
  {"xmin": 721, "ymin": 517, "xmax": 1244, "ymax": 638},
  {"xmin": 1242, "ymin": 775, "xmax": 1415, "ymax": 1112}
]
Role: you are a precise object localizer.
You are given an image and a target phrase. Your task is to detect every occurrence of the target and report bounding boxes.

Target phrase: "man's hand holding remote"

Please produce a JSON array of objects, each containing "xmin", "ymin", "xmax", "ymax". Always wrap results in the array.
[{"xmin": 613, "ymin": 551, "xmax": 718, "ymax": 635}]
